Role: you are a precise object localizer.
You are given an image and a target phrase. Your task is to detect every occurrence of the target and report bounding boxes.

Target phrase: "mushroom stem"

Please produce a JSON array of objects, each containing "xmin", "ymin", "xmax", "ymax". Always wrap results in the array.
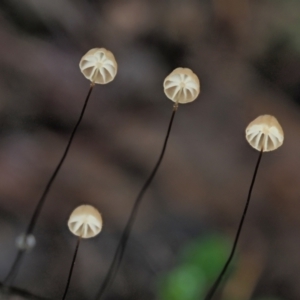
[
  {"xmin": 95, "ymin": 107, "xmax": 178, "ymax": 300},
  {"xmin": 173, "ymin": 99, "xmax": 179, "ymax": 111},
  {"xmin": 204, "ymin": 148, "xmax": 263, "ymax": 300},
  {"xmin": 62, "ymin": 237, "xmax": 81, "ymax": 300},
  {"xmin": 3, "ymin": 84, "xmax": 94, "ymax": 285}
]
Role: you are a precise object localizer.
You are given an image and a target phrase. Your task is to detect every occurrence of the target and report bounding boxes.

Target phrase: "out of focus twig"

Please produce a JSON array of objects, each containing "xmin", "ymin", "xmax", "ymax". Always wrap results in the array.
[{"xmin": 0, "ymin": 282, "xmax": 49, "ymax": 300}]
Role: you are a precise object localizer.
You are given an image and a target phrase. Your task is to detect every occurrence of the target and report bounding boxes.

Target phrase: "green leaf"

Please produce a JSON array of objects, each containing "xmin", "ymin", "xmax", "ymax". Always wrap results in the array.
[
  {"xmin": 158, "ymin": 264, "xmax": 206, "ymax": 300},
  {"xmin": 180, "ymin": 235, "xmax": 232, "ymax": 282}
]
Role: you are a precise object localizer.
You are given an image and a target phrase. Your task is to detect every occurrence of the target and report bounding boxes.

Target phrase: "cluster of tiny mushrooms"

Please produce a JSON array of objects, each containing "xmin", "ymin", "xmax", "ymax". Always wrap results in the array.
[{"xmin": 0, "ymin": 48, "xmax": 284, "ymax": 300}]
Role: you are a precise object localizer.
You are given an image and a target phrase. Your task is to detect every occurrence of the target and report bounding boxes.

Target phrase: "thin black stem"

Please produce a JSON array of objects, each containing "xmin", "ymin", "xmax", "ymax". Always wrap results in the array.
[
  {"xmin": 62, "ymin": 237, "xmax": 81, "ymax": 300},
  {"xmin": 3, "ymin": 84, "xmax": 94, "ymax": 285},
  {"xmin": 95, "ymin": 105, "xmax": 178, "ymax": 300},
  {"xmin": 203, "ymin": 149, "xmax": 263, "ymax": 300}
]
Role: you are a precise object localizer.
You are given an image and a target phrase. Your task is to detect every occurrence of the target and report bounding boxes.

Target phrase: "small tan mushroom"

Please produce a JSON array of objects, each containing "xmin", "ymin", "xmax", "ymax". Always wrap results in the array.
[
  {"xmin": 79, "ymin": 48, "xmax": 117, "ymax": 84},
  {"xmin": 68, "ymin": 205, "xmax": 103, "ymax": 238},
  {"xmin": 245, "ymin": 115, "xmax": 284, "ymax": 152},
  {"xmin": 163, "ymin": 68, "xmax": 200, "ymax": 104}
]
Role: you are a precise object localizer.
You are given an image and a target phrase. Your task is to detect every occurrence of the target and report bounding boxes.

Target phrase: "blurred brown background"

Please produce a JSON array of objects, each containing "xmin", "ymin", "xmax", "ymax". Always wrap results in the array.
[{"xmin": 0, "ymin": 0, "xmax": 300, "ymax": 299}]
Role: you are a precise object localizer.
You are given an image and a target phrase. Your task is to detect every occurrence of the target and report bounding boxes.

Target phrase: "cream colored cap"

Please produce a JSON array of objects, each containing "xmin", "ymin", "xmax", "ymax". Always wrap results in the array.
[
  {"xmin": 163, "ymin": 68, "xmax": 200, "ymax": 104},
  {"xmin": 79, "ymin": 48, "xmax": 117, "ymax": 84},
  {"xmin": 68, "ymin": 205, "xmax": 103, "ymax": 238},
  {"xmin": 245, "ymin": 115, "xmax": 284, "ymax": 152}
]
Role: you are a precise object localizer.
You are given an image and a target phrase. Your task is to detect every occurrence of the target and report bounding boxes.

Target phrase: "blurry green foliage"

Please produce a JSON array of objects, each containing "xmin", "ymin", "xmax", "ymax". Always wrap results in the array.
[
  {"xmin": 157, "ymin": 234, "xmax": 288, "ymax": 300},
  {"xmin": 157, "ymin": 235, "xmax": 233, "ymax": 300},
  {"xmin": 158, "ymin": 264, "xmax": 206, "ymax": 300}
]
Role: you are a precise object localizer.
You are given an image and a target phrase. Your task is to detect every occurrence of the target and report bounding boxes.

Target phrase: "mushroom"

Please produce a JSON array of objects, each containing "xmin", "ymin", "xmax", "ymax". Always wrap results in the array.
[
  {"xmin": 246, "ymin": 115, "xmax": 284, "ymax": 152},
  {"xmin": 15, "ymin": 234, "xmax": 36, "ymax": 251},
  {"xmin": 79, "ymin": 48, "xmax": 117, "ymax": 84},
  {"xmin": 4, "ymin": 48, "xmax": 117, "ymax": 284},
  {"xmin": 95, "ymin": 67, "xmax": 200, "ymax": 299},
  {"xmin": 204, "ymin": 115, "xmax": 284, "ymax": 300},
  {"xmin": 62, "ymin": 205, "xmax": 103, "ymax": 300},
  {"xmin": 68, "ymin": 205, "xmax": 103, "ymax": 239},
  {"xmin": 163, "ymin": 67, "xmax": 200, "ymax": 105}
]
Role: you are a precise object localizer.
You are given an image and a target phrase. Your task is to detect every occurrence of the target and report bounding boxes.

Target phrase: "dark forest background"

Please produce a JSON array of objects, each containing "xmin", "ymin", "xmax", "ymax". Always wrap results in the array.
[{"xmin": 0, "ymin": 0, "xmax": 300, "ymax": 299}]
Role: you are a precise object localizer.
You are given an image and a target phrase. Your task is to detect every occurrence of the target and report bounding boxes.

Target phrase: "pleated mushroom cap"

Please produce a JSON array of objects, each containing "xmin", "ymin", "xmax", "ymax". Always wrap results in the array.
[
  {"xmin": 245, "ymin": 115, "xmax": 284, "ymax": 152},
  {"xmin": 79, "ymin": 48, "xmax": 117, "ymax": 84},
  {"xmin": 163, "ymin": 68, "xmax": 200, "ymax": 104},
  {"xmin": 68, "ymin": 205, "xmax": 103, "ymax": 238}
]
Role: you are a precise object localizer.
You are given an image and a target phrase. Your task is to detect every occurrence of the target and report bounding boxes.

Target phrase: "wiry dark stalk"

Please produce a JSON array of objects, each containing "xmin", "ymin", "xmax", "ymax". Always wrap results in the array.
[
  {"xmin": 3, "ymin": 84, "xmax": 95, "ymax": 285},
  {"xmin": 95, "ymin": 104, "xmax": 178, "ymax": 300},
  {"xmin": 204, "ymin": 149, "xmax": 263, "ymax": 300},
  {"xmin": 62, "ymin": 237, "xmax": 81, "ymax": 300}
]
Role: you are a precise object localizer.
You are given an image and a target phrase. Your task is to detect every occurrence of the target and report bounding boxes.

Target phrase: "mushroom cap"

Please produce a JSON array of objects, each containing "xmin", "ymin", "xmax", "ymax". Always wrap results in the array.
[
  {"xmin": 245, "ymin": 115, "xmax": 284, "ymax": 152},
  {"xmin": 68, "ymin": 205, "xmax": 103, "ymax": 238},
  {"xmin": 163, "ymin": 68, "xmax": 200, "ymax": 104},
  {"xmin": 79, "ymin": 48, "xmax": 117, "ymax": 84},
  {"xmin": 16, "ymin": 234, "xmax": 36, "ymax": 251}
]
